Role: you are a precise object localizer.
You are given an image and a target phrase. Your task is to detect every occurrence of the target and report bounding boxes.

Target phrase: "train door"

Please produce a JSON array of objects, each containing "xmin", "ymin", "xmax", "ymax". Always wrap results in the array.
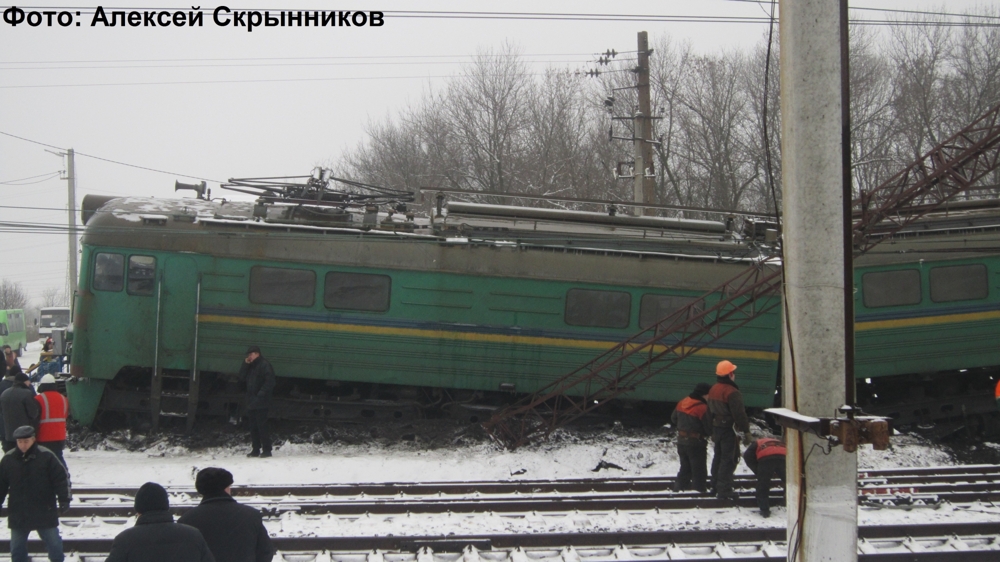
[
  {"xmin": 161, "ymin": 256, "xmax": 198, "ymax": 359},
  {"xmin": 153, "ymin": 255, "xmax": 200, "ymax": 430}
]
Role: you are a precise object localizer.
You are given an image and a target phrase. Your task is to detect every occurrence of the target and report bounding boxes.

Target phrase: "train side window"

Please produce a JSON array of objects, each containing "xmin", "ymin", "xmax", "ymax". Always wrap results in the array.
[
  {"xmin": 639, "ymin": 294, "xmax": 698, "ymax": 329},
  {"xmin": 862, "ymin": 269, "xmax": 921, "ymax": 308},
  {"xmin": 324, "ymin": 272, "xmax": 391, "ymax": 312},
  {"xmin": 930, "ymin": 264, "xmax": 988, "ymax": 303},
  {"xmin": 127, "ymin": 256, "xmax": 157, "ymax": 296},
  {"xmin": 250, "ymin": 266, "xmax": 316, "ymax": 307},
  {"xmin": 93, "ymin": 253, "xmax": 125, "ymax": 292},
  {"xmin": 565, "ymin": 289, "xmax": 631, "ymax": 328}
]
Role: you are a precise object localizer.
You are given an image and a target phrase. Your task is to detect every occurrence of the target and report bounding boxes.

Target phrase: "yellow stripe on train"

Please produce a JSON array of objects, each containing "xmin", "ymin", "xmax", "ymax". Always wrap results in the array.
[
  {"xmin": 198, "ymin": 314, "xmax": 779, "ymax": 361},
  {"xmin": 856, "ymin": 309, "xmax": 1000, "ymax": 332}
]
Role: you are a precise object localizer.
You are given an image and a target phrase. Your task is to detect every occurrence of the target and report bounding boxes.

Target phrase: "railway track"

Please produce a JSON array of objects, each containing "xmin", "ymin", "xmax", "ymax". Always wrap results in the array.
[
  {"xmin": 3, "ymin": 522, "xmax": 998, "ymax": 561},
  {"xmin": 57, "ymin": 464, "xmax": 1000, "ymax": 517},
  {"xmin": 3, "ymin": 465, "xmax": 997, "ymax": 560}
]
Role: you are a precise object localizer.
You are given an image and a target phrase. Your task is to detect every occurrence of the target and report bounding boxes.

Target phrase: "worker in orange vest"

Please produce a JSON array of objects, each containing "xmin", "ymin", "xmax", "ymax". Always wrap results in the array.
[
  {"xmin": 34, "ymin": 375, "xmax": 69, "ymax": 473},
  {"xmin": 742, "ymin": 436, "xmax": 787, "ymax": 518},
  {"xmin": 670, "ymin": 382, "xmax": 713, "ymax": 493},
  {"xmin": 707, "ymin": 360, "xmax": 751, "ymax": 501},
  {"xmin": 995, "ymin": 378, "xmax": 1000, "ymax": 410}
]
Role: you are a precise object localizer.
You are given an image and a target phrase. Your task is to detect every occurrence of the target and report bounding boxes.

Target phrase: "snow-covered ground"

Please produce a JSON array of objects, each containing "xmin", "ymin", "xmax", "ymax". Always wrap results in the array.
[{"xmin": 8, "ymin": 340, "xmax": 1000, "ymax": 541}]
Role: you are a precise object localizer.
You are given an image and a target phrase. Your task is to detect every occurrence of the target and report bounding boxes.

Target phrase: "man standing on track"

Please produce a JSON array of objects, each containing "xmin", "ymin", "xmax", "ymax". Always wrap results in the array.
[
  {"xmin": 0, "ymin": 425, "xmax": 71, "ymax": 562},
  {"xmin": 178, "ymin": 467, "xmax": 274, "ymax": 562},
  {"xmin": 707, "ymin": 360, "xmax": 752, "ymax": 501},
  {"xmin": 239, "ymin": 346, "xmax": 275, "ymax": 458},
  {"xmin": 671, "ymin": 382, "xmax": 713, "ymax": 493}
]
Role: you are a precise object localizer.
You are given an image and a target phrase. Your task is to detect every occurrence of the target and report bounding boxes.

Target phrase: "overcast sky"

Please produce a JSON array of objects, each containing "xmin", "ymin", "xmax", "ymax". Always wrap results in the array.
[{"xmin": 0, "ymin": 0, "xmax": 995, "ymax": 304}]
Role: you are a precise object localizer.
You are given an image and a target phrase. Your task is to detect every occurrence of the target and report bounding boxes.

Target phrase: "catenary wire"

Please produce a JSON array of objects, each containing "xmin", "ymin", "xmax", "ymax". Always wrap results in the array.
[{"xmin": 0, "ymin": 130, "xmax": 222, "ymax": 183}]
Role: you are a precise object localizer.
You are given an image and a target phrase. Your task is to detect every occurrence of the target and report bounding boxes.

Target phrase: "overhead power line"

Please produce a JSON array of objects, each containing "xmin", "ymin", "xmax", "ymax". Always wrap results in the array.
[
  {"xmin": 0, "ymin": 130, "xmax": 221, "ymax": 183},
  {"xmin": 0, "ymin": 171, "xmax": 62, "ymax": 185}
]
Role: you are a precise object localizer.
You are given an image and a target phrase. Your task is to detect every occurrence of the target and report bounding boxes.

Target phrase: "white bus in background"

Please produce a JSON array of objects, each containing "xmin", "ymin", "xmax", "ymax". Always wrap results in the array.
[{"xmin": 38, "ymin": 307, "xmax": 71, "ymax": 338}]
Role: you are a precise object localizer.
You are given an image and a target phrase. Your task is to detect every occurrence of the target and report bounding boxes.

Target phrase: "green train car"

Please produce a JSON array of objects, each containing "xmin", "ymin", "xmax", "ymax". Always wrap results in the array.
[
  {"xmin": 67, "ymin": 196, "xmax": 781, "ymax": 428},
  {"xmin": 67, "ymin": 194, "xmax": 1000, "ymax": 434}
]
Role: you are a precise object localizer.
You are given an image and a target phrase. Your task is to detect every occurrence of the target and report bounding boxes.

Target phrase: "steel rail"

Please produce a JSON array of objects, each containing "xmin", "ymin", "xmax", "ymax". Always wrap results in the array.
[{"xmin": 4, "ymin": 523, "xmax": 997, "ymax": 560}]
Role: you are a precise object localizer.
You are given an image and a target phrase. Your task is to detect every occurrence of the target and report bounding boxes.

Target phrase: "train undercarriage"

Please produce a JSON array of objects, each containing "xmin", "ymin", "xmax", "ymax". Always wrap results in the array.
[{"xmin": 88, "ymin": 365, "xmax": 1000, "ymax": 439}]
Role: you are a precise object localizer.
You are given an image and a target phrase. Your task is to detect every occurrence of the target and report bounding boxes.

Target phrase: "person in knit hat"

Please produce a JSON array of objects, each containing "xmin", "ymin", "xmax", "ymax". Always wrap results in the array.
[
  {"xmin": 179, "ymin": 468, "xmax": 275, "ymax": 562},
  {"xmin": 104, "ymin": 482, "xmax": 215, "ymax": 562},
  {"xmin": 670, "ymin": 382, "xmax": 714, "ymax": 493}
]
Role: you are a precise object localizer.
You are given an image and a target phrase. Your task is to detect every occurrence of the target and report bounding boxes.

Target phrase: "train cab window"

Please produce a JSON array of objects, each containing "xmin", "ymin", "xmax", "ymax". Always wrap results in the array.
[
  {"xmin": 930, "ymin": 264, "xmax": 988, "ymax": 303},
  {"xmin": 0, "ymin": 324, "xmax": 6, "ymax": 336},
  {"xmin": 127, "ymin": 256, "xmax": 156, "ymax": 296},
  {"xmin": 639, "ymin": 294, "xmax": 698, "ymax": 329},
  {"xmin": 93, "ymin": 253, "xmax": 125, "ymax": 292},
  {"xmin": 324, "ymin": 272, "xmax": 391, "ymax": 312},
  {"xmin": 565, "ymin": 289, "xmax": 631, "ymax": 328},
  {"xmin": 862, "ymin": 269, "xmax": 921, "ymax": 308},
  {"xmin": 250, "ymin": 266, "xmax": 316, "ymax": 307}
]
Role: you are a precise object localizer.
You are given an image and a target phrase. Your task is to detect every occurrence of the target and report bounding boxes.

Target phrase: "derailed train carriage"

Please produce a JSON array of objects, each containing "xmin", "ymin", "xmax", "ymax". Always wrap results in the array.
[
  {"xmin": 66, "ymin": 184, "xmax": 1000, "ymax": 434},
  {"xmin": 67, "ymin": 184, "xmax": 782, "ymax": 428}
]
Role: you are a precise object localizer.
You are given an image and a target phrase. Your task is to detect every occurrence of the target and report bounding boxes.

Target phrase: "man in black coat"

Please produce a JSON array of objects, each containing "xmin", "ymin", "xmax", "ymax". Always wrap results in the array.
[
  {"xmin": 105, "ymin": 482, "xmax": 215, "ymax": 562},
  {"xmin": 178, "ymin": 467, "xmax": 274, "ymax": 562},
  {"xmin": 0, "ymin": 372, "xmax": 39, "ymax": 452},
  {"xmin": 238, "ymin": 346, "xmax": 276, "ymax": 458},
  {"xmin": 0, "ymin": 425, "xmax": 70, "ymax": 562}
]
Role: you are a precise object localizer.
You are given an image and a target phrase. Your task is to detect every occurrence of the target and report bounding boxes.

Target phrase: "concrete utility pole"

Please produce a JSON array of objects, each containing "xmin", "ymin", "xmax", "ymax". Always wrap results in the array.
[
  {"xmin": 779, "ymin": 1, "xmax": 858, "ymax": 561},
  {"xmin": 633, "ymin": 31, "xmax": 655, "ymax": 215},
  {"xmin": 66, "ymin": 149, "xmax": 78, "ymax": 302}
]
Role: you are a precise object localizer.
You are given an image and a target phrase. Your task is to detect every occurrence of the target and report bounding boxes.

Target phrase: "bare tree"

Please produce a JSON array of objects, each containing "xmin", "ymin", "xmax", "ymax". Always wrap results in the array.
[
  {"xmin": 0, "ymin": 279, "xmax": 29, "ymax": 310},
  {"xmin": 39, "ymin": 287, "xmax": 67, "ymax": 308},
  {"xmin": 445, "ymin": 42, "xmax": 533, "ymax": 195}
]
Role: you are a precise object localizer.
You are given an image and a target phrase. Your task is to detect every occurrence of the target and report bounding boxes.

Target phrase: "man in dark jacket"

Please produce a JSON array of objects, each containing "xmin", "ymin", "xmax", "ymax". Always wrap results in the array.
[
  {"xmin": 178, "ymin": 467, "xmax": 274, "ymax": 562},
  {"xmin": 0, "ymin": 425, "xmax": 70, "ymax": 562},
  {"xmin": 105, "ymin": 482, "xmax": 215, "ymax": 562},
  {"xmin": 0, "ymin": 345, "xmax": 26, "ymax": 450},
  {"xmin": 238, "ymin": 346, "xmax": 276, "ymax": 458},
  {"xmin": 1, "ymin": 372, "xmax": 39, "ymax": 452},
  {"xmin": 670, "ymin": 382, "xmax": 713, "ymax": 493},
  {"xmin": 743, "ymin": 436, "xmax": 787, "ymax": 518},
  {"xmin": 706, "ymin": 360, "xmax": 751, "ymax": 501}
]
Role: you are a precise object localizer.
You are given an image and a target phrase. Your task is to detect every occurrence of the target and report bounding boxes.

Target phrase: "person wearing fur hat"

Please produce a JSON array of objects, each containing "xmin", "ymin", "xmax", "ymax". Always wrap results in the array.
[
  {"xmin": 670, "ymin": 382, "xmax": 714, "ymax": 493},
  {"xmin": 0, "ymin": 425, "xmax": 70, "ymax": 562},
  {"xmin": 178, "ymin": 467, "xmax": 275, "ymax": 562},
  {"xmin": 34, "ymin": 375, "xmax": 69, "ymax": 472},
  {"xmin": 105, "ymin": 482, "xmax": 215, "ymax": 562},
  {"xmin": 0, "ymin": 372, "xmax": 38, "ymax": 453}
]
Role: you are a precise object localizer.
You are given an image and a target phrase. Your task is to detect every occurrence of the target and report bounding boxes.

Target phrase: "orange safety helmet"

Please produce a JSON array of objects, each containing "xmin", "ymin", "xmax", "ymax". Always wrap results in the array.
[{"xmin": 716, "ymin": 360, "xmax": 737, "ymax": 376}]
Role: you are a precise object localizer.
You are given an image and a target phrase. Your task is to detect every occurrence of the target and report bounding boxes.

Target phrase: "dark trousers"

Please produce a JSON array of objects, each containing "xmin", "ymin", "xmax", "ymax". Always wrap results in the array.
[
  {"xmin": 710, "ymin": 426, "xmax": 739, "ymax": 496},
  {"xmin": 675, "ymin": 437, "xmax": 708, "ymax": 492},
  {"xmin": 40, "ymin": 441, "xmax": 67, "ymax": 474},
  {"xmin": 10, "ymin": 527, "xmax": 63, "ymax": 562},
  {"xmin": 248, "ymin": 408, "xmax": 271, "ymax": 453},
  {"xmin": 755, "ymin": 456, "xmax": 786, "ymax": 515}
]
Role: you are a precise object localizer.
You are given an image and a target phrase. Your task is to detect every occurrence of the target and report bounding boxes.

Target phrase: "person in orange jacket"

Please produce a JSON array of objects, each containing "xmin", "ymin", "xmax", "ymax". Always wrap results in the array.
[
  {"xmin": 670, "ymin": 382, "xmax": 714, "ymax": 493},
  {"xmin": 743, "ymin": 436, "xmax": 787, "ymax": 518},
  {"xmin": 34, "ymin": 375, "xmax": 69, "ymax": 473},
  {"xmin": 995, "ymin": 378, "xmax": 1000, "ymax": 410}
]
